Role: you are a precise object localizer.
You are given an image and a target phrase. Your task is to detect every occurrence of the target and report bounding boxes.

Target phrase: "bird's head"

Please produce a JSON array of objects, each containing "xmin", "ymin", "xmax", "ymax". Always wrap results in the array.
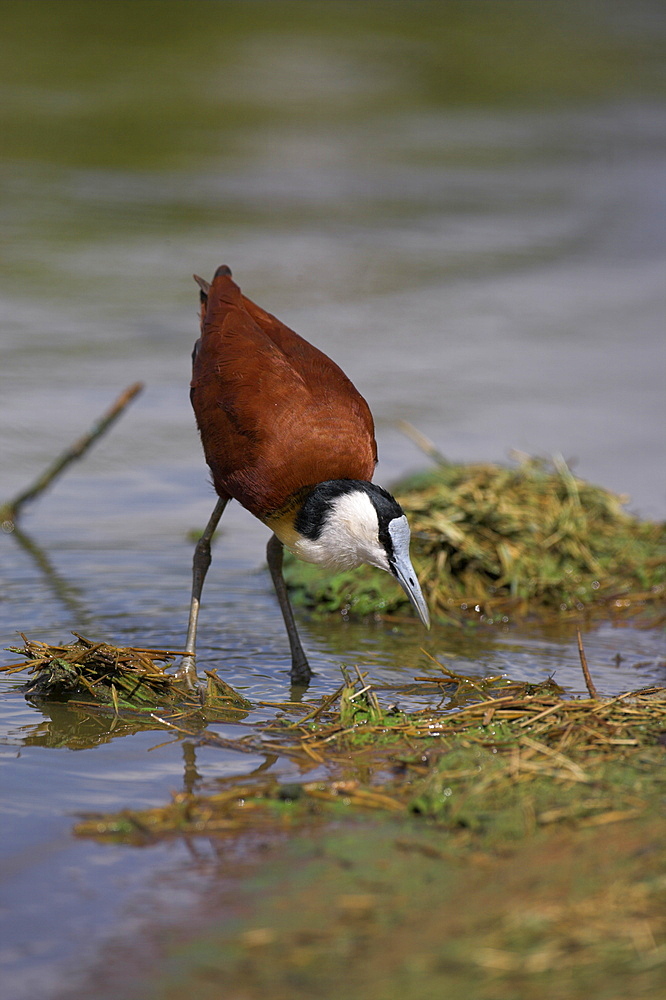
[{"xmin": 269, "ymin": 480, "xmax": 429, "ymax": 628}]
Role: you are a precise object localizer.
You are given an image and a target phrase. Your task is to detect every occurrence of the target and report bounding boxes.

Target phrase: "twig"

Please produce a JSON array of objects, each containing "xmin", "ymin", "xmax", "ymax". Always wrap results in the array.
[
  {"xmin": 396, "ymin": 420, "xmax": 449, "ymax": 466},
  {"xmin": 576, "ymin": 628, "xmax": 598, "ymax": 699},
  {"xmin": 420, "ymin": 647, "xmax": 461, "ymax": 678},
  {"xmin": 296, "ymin": 684, "xmax": 345, "ymax": 725},
  {"xmin": 354, "ymin": 664, "xmax": 381, "ymax": 713},
  {"xmin": 1, "ymin": 382, "xmax": 144, "ymax": 526}
]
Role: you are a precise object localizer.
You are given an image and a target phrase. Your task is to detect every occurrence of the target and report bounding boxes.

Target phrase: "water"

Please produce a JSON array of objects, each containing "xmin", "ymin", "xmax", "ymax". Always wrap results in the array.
[{"xmin": 1, "ymin": 3, "xmax": 665, "ymax": 997}]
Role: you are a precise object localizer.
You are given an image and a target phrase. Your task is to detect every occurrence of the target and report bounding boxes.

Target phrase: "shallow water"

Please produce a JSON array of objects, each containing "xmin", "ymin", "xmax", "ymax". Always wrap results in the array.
[{"xmin": 1, "ymin": 4, "xmax": 665, "ymax": 998}]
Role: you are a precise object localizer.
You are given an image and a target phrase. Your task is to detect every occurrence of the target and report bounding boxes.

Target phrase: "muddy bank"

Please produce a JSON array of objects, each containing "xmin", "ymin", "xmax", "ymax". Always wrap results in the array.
[{"xmin": 62, "ymin": 786, "xmax": 665, "ymax": 1000}]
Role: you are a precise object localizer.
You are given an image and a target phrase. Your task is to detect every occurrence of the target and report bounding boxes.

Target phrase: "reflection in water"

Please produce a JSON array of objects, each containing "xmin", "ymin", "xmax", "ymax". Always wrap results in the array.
[
  {"xmin": 7, "ymin": 524, "xmax": 96, "ymax": 629},
  {"xmin": 181, "ymin": 740, "xmax": 201, "ymax": 795},
  {"xmin": 16, "ymin": 698, "xmax": 165, "ymax": 749}
]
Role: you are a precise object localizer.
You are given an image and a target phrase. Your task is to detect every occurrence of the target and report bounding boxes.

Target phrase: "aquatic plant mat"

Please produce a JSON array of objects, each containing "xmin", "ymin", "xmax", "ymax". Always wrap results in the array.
[
  {"xmin": 284, "ymin": 456, "xmax": 666, "ymax": 625},
  {"xmin": 70, "ymin": 666, "xmax": 665, "ymax": 842},
  {"xmin": 1, "ymin": 633, "xmax": 251, "ymax": 722},
  {"xmin": 63, "ymin": 666, "xmax": 665, "ymax": 1000}
]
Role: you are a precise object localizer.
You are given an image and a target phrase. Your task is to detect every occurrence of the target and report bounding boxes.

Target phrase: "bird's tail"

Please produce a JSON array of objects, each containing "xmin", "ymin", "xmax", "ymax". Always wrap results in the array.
[{"xmin": 193, "ymin": 264, "xmax": 234, "ymax": 331}]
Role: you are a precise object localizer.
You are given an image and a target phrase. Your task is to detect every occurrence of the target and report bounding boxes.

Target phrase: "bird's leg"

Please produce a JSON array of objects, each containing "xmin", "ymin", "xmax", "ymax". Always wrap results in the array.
[
  {"xmin": 266, "ymin": 533, "xmax": 313, "ymax": 686},
  {"xmin": 178, "ymin": 497, "xmax": 228, "ymax": 687}
]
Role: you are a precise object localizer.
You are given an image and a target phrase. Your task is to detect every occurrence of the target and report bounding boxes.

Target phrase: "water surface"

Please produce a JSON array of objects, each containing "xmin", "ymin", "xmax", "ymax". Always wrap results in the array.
[{"xmin": 1, "ymin": 4, "xmax": 665, "ymax": 998}]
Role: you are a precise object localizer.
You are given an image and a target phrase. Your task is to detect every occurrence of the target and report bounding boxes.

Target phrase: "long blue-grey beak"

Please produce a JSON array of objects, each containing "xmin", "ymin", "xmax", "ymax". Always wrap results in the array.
[
  {"xmin": 391, "ymin": 548, "xmax": 430, "ymax": 628},
  {"xmin": 385, "ymin": 514, "xmax": 430, "ymax": 628}
]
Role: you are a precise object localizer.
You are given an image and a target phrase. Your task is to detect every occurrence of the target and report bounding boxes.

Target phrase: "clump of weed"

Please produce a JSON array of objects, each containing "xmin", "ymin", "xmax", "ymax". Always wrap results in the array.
[
  {"xmin": 283, "ymin": 457, "xmax": 665, "ymax": 624},
  {"xmin": 2, "ymin": 633, "xmax": 250, "ymax": 715}
]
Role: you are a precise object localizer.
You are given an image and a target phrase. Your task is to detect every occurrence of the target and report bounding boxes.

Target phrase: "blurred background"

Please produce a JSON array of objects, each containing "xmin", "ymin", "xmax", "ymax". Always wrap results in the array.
[
  {"xmin": 0, "ymin": 4, "xmax": 665, "ymax": 995},
  {"xmin": 3, "ymin": 0, "xmax": 665, "ymax": 676},
  {"xmin": 2, "ymin": 0, "xmax": 665, "ymax": 524},
  {"xmin": 2, "ymin": 0, "xmax": 665, "ymax": 651}
]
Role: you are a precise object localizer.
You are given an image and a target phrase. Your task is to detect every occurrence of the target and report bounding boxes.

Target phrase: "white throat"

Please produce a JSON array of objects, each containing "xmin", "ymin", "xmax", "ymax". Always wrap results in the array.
[{"xmin": 292, "ymin": 490, "xmax": 395, "ymax": 571}]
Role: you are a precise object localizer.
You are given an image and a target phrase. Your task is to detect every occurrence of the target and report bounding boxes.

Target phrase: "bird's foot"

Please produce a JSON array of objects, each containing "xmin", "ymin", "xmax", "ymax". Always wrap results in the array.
[
  {"xmin": 290, "ymin": 655, "xmax": 313, "ymax": 688},
  {"xmin": 175, "ymin": 655, "xmax": 198, "ymax": 690}
]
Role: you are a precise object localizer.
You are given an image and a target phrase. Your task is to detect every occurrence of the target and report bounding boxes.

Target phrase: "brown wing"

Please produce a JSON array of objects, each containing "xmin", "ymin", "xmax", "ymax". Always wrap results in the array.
[{"xmin": 190, "ymin": 268, "xmax": 377, "ymax": 517}]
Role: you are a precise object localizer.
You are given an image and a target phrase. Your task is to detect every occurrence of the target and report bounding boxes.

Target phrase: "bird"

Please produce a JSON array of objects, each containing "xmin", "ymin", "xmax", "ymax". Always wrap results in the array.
[{"xmin": 180, "ymin": 265, "xmax": 429, "ymax": 687}]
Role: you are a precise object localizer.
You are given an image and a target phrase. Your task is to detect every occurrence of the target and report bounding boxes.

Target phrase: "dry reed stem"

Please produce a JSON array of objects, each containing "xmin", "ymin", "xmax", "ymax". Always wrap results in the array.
[
  {"xmin": 1, "ymin": 383, "xmax": 144, "ymax": 526},
  {"xmin": 577, "ymin": 628, "xmax": 599, "ymax": 698}
]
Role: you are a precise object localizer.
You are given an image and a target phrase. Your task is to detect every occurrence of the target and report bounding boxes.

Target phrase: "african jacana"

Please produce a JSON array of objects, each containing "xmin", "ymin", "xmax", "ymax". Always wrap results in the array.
[{"xmin": 181, "ymin": 266, "xmax": 429, "ymax": 686}]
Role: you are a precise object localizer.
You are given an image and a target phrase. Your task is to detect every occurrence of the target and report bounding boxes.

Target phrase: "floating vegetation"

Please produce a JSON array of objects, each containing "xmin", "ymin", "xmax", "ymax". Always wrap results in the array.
[
  {"xmin": 1, "ymin": 633, "xmax": 251, "ymax": 716},
  {"xmin": 73, "ymin": 662, "xmax": 666, "ymax": 844},
  {"xmin": 284, "ymin": 457, "xmax": 666, "ymax": 624}
]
